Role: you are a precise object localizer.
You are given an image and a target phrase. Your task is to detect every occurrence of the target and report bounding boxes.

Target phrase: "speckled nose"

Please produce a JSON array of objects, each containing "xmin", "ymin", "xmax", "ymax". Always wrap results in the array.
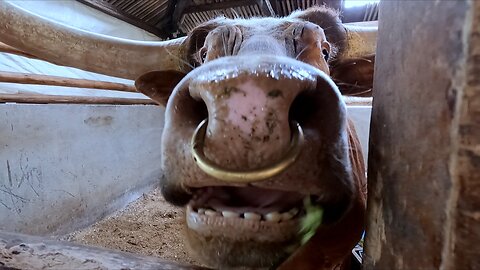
[{"xmin": 188, "ymin": 57, "xmax": 319, "ymax": 171}]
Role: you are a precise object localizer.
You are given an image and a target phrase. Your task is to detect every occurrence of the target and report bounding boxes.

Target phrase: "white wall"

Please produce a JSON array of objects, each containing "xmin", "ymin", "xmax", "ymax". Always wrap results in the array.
[
  {"xmin": 348, "ymin": 106, "xmax": 371, "ymax": 164},
  {"xmin": 0, "ymin": 104, "xmax": 165, "ymax": 235}
]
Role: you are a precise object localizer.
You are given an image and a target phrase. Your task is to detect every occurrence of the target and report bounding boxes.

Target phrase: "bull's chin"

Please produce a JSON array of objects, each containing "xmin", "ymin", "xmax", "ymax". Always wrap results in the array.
[
  {"xmin": 186, "ymin": 224, "xmax": 296, "ymax": 268},
  {"xmin": 185, "ymin": 206, "xmax": 300, "ymax": 268},
  {"xmin": 183, "ymin": 186, "xmax": 310, "ymax": 268}
]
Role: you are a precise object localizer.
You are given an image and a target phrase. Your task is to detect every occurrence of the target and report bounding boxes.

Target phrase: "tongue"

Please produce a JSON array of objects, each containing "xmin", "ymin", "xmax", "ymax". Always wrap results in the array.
[{"xmin": 194, "ymin": 186, "xmax": 304, "ymax": 214}]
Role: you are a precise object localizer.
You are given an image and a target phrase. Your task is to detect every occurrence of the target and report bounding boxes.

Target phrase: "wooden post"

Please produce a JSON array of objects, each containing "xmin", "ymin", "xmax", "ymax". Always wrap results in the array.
[{"xmin": 364, "ymin": 1, "xmax": 479, "ymax": 270}]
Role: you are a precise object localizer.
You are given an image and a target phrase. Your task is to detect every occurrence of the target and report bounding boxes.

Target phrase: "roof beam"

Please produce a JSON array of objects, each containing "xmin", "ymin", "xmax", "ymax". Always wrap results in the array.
[
  {"xmin": 172, "ymin": 0, "xmax": 190, "ymax": 23},
  {"xmin": 256, "ymin": 0, "xmax": 276, "ymax": 16},
  {"xmin": 156, "ymin": 0, "xmax": 191, "ymax": 37},
  {"xmin": 183, "ymin": 0, "xmax": 257, "ymax": 14}
]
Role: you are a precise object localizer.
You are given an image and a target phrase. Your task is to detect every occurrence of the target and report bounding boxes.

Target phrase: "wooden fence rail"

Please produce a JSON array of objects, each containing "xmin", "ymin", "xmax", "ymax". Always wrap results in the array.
[{"xmin": 0, "ymin": 71, "xmax": 137, "ymax": 92}]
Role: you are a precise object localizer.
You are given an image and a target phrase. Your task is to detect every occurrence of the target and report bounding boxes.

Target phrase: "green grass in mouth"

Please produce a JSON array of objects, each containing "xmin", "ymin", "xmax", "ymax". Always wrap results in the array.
[{"xmin": 299, "ymin": 196, "xmax": 323, "ymax": 245}]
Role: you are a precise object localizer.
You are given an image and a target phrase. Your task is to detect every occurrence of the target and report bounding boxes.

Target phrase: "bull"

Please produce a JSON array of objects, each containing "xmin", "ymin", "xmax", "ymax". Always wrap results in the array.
[{"xmin": 0, "ymin": 2, "xmax": 376, "ymax": 269}]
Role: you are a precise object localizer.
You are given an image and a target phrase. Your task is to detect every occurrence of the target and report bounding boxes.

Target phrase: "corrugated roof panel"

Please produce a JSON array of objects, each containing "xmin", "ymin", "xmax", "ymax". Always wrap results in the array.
[
  {"xmin": 144, "ymin": 3, "xmax": 168, "ymax": 23},
  {"xmin": 76, "ymin": 0, "xmax": 374, "ymax": 38},
  {"xmin": 132, "ymin": 1, "xmax": 158, "ymax": 18}
]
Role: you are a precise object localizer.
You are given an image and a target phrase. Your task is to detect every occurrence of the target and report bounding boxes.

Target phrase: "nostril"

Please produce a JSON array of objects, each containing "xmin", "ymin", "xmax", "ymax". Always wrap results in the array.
[
  {"xmin": 289, "ymin": 88, "xmax": 318, "ymax": 126},
  {"xmin": 289, "ymin": 78, "xmax": 344, "ymax": 128},
  {"xmin": 191, "ymin": 98, "xmax": 208, "ymax": 123},
  {"xmin": 170, "ymin": 86, "xmax": 208, "ymax": 127}
]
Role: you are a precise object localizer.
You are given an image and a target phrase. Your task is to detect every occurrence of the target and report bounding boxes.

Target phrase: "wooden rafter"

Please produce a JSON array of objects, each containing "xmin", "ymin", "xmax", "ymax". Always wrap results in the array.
[
  {"xmin": 172, "ymin": 1, "xmax": 190, "ymax": 26},
  {"xmin": 183, "ymin": 0, "xmax": 258, "ymax": 14},
  {"xmin": 154, "ymin": 0, "xmax": 187, "ymax": 37},
  {"xmin": 256, "ymin": 0, "xmax": 276, "ymax": 16}
]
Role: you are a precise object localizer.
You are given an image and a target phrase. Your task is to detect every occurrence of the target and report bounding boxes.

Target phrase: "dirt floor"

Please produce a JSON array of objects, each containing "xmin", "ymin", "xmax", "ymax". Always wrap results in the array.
[{"xmin": 63, "ymin": 188, "xmax": 202, "ymax": 267}]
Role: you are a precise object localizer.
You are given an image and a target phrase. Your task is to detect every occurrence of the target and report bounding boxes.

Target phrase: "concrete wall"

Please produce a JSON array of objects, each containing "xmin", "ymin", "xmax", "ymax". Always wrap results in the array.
[
  {"xmin": 348, "ymin": 106, "xmax": 371, "ymax": 164},
  {"xmin": 0, "ymin": 103, "xmax": 371, "ymax": 236},
  {"xmin": 0, "ymin": 104, "xmax": 165, "ymax": 235}
]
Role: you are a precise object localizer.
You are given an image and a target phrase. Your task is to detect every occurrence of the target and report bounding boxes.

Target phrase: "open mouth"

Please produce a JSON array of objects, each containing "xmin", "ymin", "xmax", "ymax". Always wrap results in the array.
[{"xmin": 186, "ymin": 186, "xmax": 315, "ymax": 242}]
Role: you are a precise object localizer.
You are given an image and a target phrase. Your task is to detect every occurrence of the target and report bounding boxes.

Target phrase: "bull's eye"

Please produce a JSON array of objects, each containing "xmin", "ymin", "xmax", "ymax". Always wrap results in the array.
[
  {"xmin": 322, "ymin": 49, "xmax": 329, "ymax": 61},
  {"xmin": 199, "ymin": 47, "xmax": 208, "ymax": 64}
]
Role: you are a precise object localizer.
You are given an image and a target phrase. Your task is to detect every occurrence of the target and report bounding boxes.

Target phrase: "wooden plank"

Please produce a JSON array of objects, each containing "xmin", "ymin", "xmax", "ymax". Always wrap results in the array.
[
  {"xmin": 0, "ymin": 94, "xmax": 156, "ymax": 105},
  {"xmin": 0, "ymin": 71, "xmax": 137, "ymax": 92},
  {"xmin": 364, "ymin": 1, "xmax": 479, "ymax": 270},
  {"xmin": 0, "ymin": 230, "xmax": 206, "ymax": 269}
]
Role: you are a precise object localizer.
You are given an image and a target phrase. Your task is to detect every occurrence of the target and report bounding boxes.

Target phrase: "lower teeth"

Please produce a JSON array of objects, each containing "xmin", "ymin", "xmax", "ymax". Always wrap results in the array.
[
  {"xmin": 265, "ymin": 212, "xmax": 281, "ymax": 222},
  {"xmin": 222, "ymin": 210, "xmax": 239, "ymax": 218},
  {"xmin": 244, "ymin": 212, "xmax": 261, "ymax": 221},
  {"xmin": 205, "ymin": 209, "xmax": 220, "ymax": 217},
  {"xmin": 192, "ymin": 207, "xmax": 300, "ymax": 222}
]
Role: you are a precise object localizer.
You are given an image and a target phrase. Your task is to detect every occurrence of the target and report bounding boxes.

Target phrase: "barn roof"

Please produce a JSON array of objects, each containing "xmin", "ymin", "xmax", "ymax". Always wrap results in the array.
[{"xmin": 76, "ymin": 0, "xmax": 379, "ymax": 39}]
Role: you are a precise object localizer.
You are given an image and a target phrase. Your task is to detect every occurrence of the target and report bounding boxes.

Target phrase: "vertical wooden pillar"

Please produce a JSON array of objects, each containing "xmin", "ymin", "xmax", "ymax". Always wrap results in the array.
[{"xmin": 364, "ymin": 1, "xmax": 479, "ymax": 269}]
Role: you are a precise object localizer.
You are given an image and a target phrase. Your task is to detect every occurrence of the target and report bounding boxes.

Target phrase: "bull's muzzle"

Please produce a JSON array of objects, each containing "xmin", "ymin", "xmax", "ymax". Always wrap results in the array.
[{"xmin": 191, "ymin": 119, "xmax": 305, "ymax": 183}]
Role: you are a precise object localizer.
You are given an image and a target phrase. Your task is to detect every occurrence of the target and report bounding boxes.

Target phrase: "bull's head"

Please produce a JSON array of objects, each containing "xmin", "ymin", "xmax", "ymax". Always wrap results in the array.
[{"xmin": 0, "ymin": 3, "xmax": 375, "ymax": 269}]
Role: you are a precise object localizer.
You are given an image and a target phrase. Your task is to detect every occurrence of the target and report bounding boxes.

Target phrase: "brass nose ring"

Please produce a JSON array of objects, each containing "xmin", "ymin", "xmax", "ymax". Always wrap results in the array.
[{"xmin": 191, "ymin": 119, "xmax": 305, "ymax": 183}]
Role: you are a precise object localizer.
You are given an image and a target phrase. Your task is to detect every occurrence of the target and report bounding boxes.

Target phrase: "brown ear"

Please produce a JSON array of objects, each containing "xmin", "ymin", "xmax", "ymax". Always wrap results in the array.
[
  {"xmin": 292, "ymin": 6, "xmax": 346, "ymax": 57},
  {"xmin": 293, "ymin": 7, "xmax": 377, "ymax": 97},
  {"xmin": 331, "ymin": 55, "xmax": 375, "ymax": 96},
  {"xmin": 135, "ymin": 70, "xmax": 186, "ymax": 106}
]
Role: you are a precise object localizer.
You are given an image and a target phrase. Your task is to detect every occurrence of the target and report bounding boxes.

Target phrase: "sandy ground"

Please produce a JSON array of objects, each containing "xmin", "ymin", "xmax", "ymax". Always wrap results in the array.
[{"xmin": 63, "ymin": 188, "xmax": 203, "ymax": 267}]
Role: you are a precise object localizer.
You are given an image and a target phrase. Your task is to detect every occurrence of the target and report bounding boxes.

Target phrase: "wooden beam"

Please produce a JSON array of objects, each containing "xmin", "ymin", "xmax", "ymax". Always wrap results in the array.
[
  {"xmin": 0, "ymin": 94, "xmax": 155, "ymax": 105},
  {"xmin": 272, "ymin": 0, "xmax": 280, "ymax": 15},
  {"xmin": 256, "ymin": 0, "xmax": 276, "ymax": 16},
  {"xmin": 0, "ymin": 230, "xmax": 204, "ymax": 269},
  {"xmin": 323, "ymin": 0, "xmax": 343, "ymax": 11},
  {"xmin": 364, "ymin": 1, "xmax": 479, "ymax": 270},
  {"xmin": 172, "ymin": 0, "xmax": 191, "ymax": 26},
  {"xmin": 76, "ymin": 0, "xmax": 166, "ymax": 38},
  {"xmin": 0, "ymin": 71, "xmax": 137, "ymax": 92},
  {"xmin": 155, "ymin": 0, "xmax": 190, "ymax": 37},
  {"xmin": 183, "ymin": 0, "xmax": 257, "ymax": 14}
]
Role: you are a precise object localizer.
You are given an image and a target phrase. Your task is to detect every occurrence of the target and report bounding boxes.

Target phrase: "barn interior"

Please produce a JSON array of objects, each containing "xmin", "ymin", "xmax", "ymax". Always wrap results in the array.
[{"xmin": 1, "ymin": 0, "xmax": 478, "ymax": 269}]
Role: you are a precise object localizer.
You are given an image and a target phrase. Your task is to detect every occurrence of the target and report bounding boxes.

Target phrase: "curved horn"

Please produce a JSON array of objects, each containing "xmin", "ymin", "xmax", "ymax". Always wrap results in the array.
[
  {"xmin": 0, "ymin": 2, "xmax": 188, "ymax": 80},
  {"xmin": 340, "ymin": 21, "xmax": 378, "ymax": 60}
]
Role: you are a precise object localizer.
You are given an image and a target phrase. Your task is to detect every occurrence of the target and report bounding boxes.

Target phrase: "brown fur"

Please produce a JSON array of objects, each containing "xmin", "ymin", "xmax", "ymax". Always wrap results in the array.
[
  {"xmin": 187, "ymin": 228, "xmax": 294, "ymax": 268},
  {"xmin": 278, "ymin": 121, "xmax": 366, "ymax": 270},
  {"xmin": 135, "ymin": 6, "xmax": 368, "ymax": 269}
]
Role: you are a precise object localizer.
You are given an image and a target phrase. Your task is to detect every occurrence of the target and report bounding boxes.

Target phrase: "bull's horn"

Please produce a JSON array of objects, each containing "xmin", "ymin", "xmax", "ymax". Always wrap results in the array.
[
  {"xmin": 341, "ymin": 21, "xmax": 378, "ymax": 60},
  {"xmin": 0, "ymin": 1, "xmax": 188, "ymax": 80}
]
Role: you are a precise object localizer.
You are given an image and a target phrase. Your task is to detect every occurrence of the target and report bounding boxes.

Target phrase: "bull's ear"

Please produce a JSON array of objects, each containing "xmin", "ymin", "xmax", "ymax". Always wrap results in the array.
[
  {"xmin": 331, "ymin": 55, "xmax": 375, "ymax": 96},
  {"xmin": 293, "ymin": 7, "xmax": 377, "ymax": 96},
  {"xmin": 135, "ymin": 70, "xmax": 186, "ymax": 106},
  {"xmin": 291, "ymin": 6, "xmax": 346, "ymax": 56}
]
